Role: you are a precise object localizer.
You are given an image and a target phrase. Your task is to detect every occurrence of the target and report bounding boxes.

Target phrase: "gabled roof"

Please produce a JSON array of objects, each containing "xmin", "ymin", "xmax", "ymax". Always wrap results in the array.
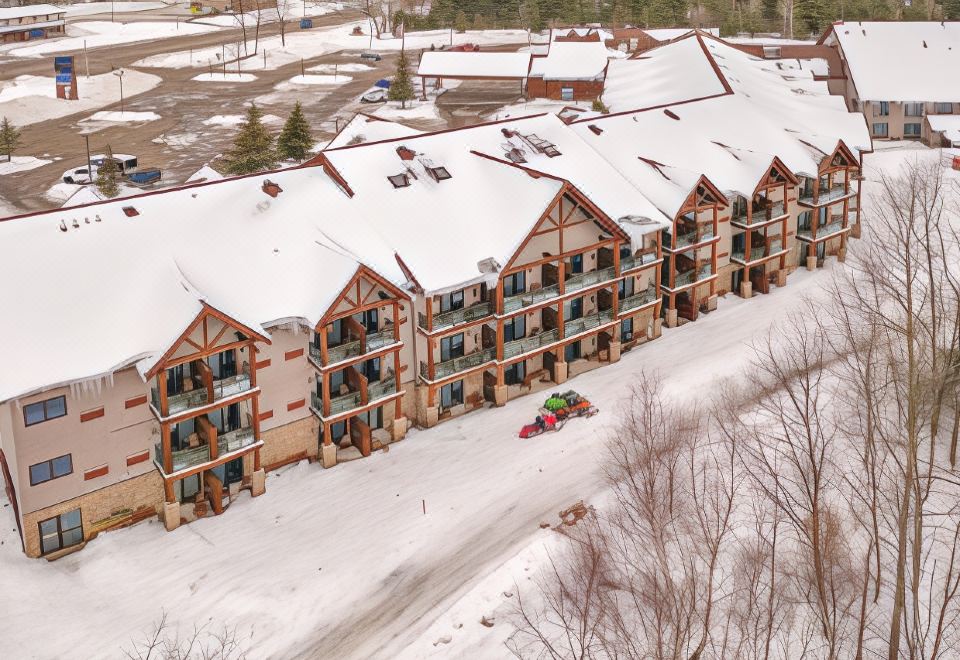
[
  {"xmin": 417, "ymin": 51, "xmax": 532, "ymax": 79},
  {"xmin": 0, "ymin": 166, "xmax": 407, "ymax": 403},
  {"xmin": 529, "ymin": 40, "xmax": 611, "ymax": 81},
  {"xmin": 821, "ymin": 21, "xmax": 960, "ymax": 102},
  {"xmin": 0, "ymin": 4, "xmax": 63, "ymax": 19},
  {"xmin": 323, "ymin": 113, "xmax": 424, "ymax": 150}
]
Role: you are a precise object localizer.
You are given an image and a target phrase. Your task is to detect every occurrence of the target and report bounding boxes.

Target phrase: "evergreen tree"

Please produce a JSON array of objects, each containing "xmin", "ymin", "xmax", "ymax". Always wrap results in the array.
[
  {"xmin": 277, "ymin": 101, "xmax": 313, "ymax": 162},
  {"xmin": 96, "ymin": 144, "xmax": 120, "ymax": 198},
  {"xmin": 0, "ymin": 116, "xmax": 20, "ymax": 160},
  {"xmin": 389, "ymin": 50, "xmax": 415, "ymax": 109},
  {"xmin": 222, "ymin": 103, "xmax": 277, "ymax": 175},
  {"xmin": 454, "ymin": 9, "xmax": 468, "ymax": 32},
  {"xmin": 521, "ymin": 0, "xmax": 543, "ymax": 31}
]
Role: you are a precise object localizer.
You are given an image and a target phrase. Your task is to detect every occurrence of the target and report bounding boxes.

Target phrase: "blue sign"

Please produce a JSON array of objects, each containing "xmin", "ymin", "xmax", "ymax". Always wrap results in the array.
[
  {"xmin": 29, "ymin": 29, "xmax": 44, "ymax": 38},
  {"xmin": 56, "ymin": 74, "xmax": 73, "ymax": 84},
  {"xmin": 54, "ymin": 56, "xmax": 73, "ymax": 65}
]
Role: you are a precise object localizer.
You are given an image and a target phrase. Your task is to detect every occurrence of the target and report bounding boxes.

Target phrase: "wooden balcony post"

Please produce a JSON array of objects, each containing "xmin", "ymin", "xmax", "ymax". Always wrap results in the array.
[
  {"xmin": 199, "ymin": 359, "xmax": 214, "ymax": 403},
  {"xmin": 427, "ymin": 336, "xmax": 435, "ymax": 380},
  {"xmin": 392, "ymin": 302, "xmax": 400, "ymax": 342},
  {"xmin": 425, "ymin": 296, "xmax": 433, "ymax": 332},
  {"xmin": 613, "ymin": 239, "xmax": 621, "ymax": 276},
  {"xmin": 496, "ymin": 319, "xmax": 504, "ymax": 362},
  {"xmin": 162, "ymin": 422, "xmax": 173, "ymax": 474},
  {"xmin": 322, "ymin": 371, "xmax": 331, "ymax": 417},
  {"xmin": 320, "ymin": 328, "xmax": 329, "ymax": 365},
  {"xmin": 164, "ymin": 477, "xmax": 175, "ymax": 503},
  {"xmin": 159, "ymin": 370, "xmax": 169, "ymax": 418},
  {"xmin": 247, "ymin": 343, "xmax": 257, "ymax": 388},
  {"xmin": 558, "ymin": 260, "xmax": 566, "ymax": 295}
]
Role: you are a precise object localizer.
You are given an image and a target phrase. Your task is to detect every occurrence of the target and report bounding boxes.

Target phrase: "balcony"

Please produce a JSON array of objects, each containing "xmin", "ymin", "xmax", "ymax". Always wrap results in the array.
[
  {"xmin": 620, "ymin": 249, "xmax": 659, "ymax": 272},
  {"xmin": 151, "ymin": 367, "xmax": 252, "ymax": 417},
  {"xmin": 731, "ymin": 237, "xmax": 785, "ymax": 264},
  {"xmin": 564, "ymin": 309, "xmax": 615, "ymax": 338},
  {"xmin": 421, "ymin": 347, "xmax": 496, "ymax": 381},
  {"xmin": 503, "ymin": 283, "xmax": 561, "ymax": 314},
  {"xmin": 418, "ymin": 301, "xmax": 493, "ymax": 331},
  {"xmin": 674, "ymin": 226, "xmax": 715, "ymax": 249},
  {"xmin": 797, "ymin": 219, "xmax": 845, "ymax": 241},
  {"xmin": 732, "ymin": 202, "xmax": 786, "ymax": 227},
  {"xmin": 672, "ymin": 263, "xmax": 713, "ymax": 289},
  {"xmin": 502, "ymin": 328, "xmax": 560, "ymax": 360},
  {"xmin": 366, "ymin": 327, "xmax": 397, "ymax": 351},
  {"xmin": 308, "ymin": 327, "xmax": 399, "ymax": 368},
  {"xmin": 565, "ymin": 266, "xmax": 616, "ymax": 294},
  {"xmin": 329, "ymin": 390, "xmax": 363, "ymax": 416},
  {"xmin": 153, "ymin": 427, "xmax": 256, "ymax": 474},
  {"xmin": 620, "ymin": 287, "xmax": 658, "ymax": 313},
  {"xmin": 799, "ymin": 185, "xmax": 853, "ymax": 206},
  {"xmin": 368, "ymin": 373, "xmax": 398, "ymax": 401}
]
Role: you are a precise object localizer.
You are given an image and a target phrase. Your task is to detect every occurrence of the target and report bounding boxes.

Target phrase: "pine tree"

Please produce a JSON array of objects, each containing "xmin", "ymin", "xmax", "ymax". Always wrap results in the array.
[
  {"xmin": 454, "ymin": 9, "xmax": 468, "ymax": 32},
  {"xmin": 222, "ymin": 103, "xmax": 277, "ymax": 175},
  {"xmin": 0, "ymin": 116, "xmax": 20, "ymax": 160},
  {"xmin": 96, "ymin": 144, "xmax": 120, "ymax": 198},
  {"xmin": 277, "ymin": 101, "xmax": 313, "ymax": 162},
  {"xmin": 389, "ymin": 50, "xmax": 415, "ymax": 109}
]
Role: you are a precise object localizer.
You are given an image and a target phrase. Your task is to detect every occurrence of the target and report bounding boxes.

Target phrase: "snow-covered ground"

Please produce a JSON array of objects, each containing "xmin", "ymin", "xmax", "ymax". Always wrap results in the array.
[
  {"xmin": 202, "ymin": 113, "xmax": 282, "ymax": 127},
  {"xmin": 134, "ymin": 21, "xmax": 531, "ymax": 71},
  {"xmin": 83, "ymin": 110, "xmax": 161, "ymax": 123},
  {"xmin": 308, "ymin": 62, "xmax": 373, "ymax": 74},
  {"xmin": 374, "ymin": 100, "xmax": 442, "ymax": 121},
  {"xmin": 0, "ymin": 259, "xmax": 835, "ymax": 658},
  {"xmin": 191, "ymin": 72, "xmax": 258, "ymax": 83},
  {"xmin": 285, "ymin": 73, "xmax": 353, "ymax": 85},
  {"xmin": 62, "ymin": 1, "xmax": 169, "ymax": 17},
  {"xmin": 0, "ymin": 20, "xmax": 220, "ymax": 58},
  {"xmin": 191, "ymin": 0, "xmax": 343, "ymax": 27},
  {"xmin": 0, "ymin": 155, "xmax": 51, "ymax": 176},
  {"xmin": 0, "ymin": 70, "xmax": 161, "ymax": 126}
]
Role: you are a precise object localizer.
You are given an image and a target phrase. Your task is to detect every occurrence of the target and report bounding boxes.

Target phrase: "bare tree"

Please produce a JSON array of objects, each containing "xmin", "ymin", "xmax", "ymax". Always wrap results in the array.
[{"xmin": 123, "ymin": 611, "xmax": 250, "ymax": 660}]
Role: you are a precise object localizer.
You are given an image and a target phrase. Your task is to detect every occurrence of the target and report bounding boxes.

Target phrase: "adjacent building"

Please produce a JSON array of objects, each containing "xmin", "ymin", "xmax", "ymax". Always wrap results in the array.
[
  {"xmin": 0, "ymin": 3, "xmax": 64, "ymax": 43},
  {"xmin": 819, "ymin": 21, "xmax": 960, "ymax": 143}
]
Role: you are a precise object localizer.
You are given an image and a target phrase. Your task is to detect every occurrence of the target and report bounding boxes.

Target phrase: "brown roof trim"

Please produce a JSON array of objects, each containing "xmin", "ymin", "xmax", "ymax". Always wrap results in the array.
[{"xmin": 693, "ymin": 32, "xmax": 734, "ymax": 95}]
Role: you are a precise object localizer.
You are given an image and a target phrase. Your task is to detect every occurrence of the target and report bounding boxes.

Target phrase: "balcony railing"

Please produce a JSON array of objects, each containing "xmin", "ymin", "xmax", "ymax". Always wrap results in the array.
[
  {"xmin": 675, "ymin": 227, "xmax": 715, "ymax": 248},
  {"xmin": 564, "ymin": 309, "xmax": 615, "ymax": 338},
  {"xmin": 565, "ymin": 266, "xmax": 616, "ymax": 294},
  {"xmin": 419, "ymin": 301, "xmax": 493, "ymax": 331},
  {"xmin": 329, "ymin": 390, "xmax": 363, "ymax": 416},
  {"xmin": 734, "ymin": 202, "xmax": 786, "ymax": 225},
  {"xmin": 673, "ymin": 264, "xmax": 713, "ymax": 288},
  {"xmin": 503, "ymin": 283, "xmax": 561, "ymax": 313},
  {"xmin": 366, "ymin": 327, "xmax": 397, "ymax": 351},
  {"xmin": 368, "ymin": 374, "xmax": 397, "ymax": 401},
  {"xmin": 620, "ymin": 250, "xmax": 659, "ymax": 271},
  {"xmin": 218, "ymin": 427, "xmax": 256, "ymax": 455},
  {"xmin": 421, "ymin": 347, "xmax": 497, "ymax": 380},
  {"xmin": 620, "ymin": 287, "xmax": 658, "ymax": 312},
  {"xmin": 502, "ymin": 328, "xmax": 560, "ymax": 360},
  {"xmin": 309, "ymin": 328, "xmax": 399, "ymax": 367},
  {"xmin": 800, "ymin": 185, "xmax": 852, "ymax": 206},
  {"xmin": 797, "ymin": 219, "xmax": 845, "ymax": 240},
  {"xmin": 151, "ymin": 369, "xmax": 252, "ymax": 416}
]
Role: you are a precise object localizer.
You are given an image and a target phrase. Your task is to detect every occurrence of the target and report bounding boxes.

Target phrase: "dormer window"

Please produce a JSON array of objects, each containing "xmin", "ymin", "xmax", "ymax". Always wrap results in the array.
[
  {"xmin": 523, "ymin": 134, "xmax": 561, "ymax": 157},
  {"xmin": 426, "ymin": 165, "xmax": 451, "ymax": 182},
  {"xmin": 122, "ymin": 206, "xmax": 139, "ymax": 217},
  {"xmin": 388, "ymin": 173, "xmax": 410, "ymax": 188}
]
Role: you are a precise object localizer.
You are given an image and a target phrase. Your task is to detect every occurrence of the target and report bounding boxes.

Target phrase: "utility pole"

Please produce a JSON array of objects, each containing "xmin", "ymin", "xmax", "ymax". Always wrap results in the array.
[
  {"xmin": 84, "ymin": 134, "xmax": 93, "ymax": 186},
  {"xmin": 111, "ymin": 67, "xmax": 125, "ymax": 115},
  {"xmin": 83, "ymin": 40, "xmax": 90, "ymax": 79}
]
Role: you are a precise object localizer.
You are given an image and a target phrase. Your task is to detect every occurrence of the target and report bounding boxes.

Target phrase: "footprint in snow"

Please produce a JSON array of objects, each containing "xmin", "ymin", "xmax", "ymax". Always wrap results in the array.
[{"xmin": 433, "ymin": 635, "xmax": 452, "ymax": 646}]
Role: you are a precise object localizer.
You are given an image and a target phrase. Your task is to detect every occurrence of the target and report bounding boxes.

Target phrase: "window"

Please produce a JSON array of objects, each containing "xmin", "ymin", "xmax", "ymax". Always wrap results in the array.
[
  {"xmin": 504, "ymin": 361, "xmax": 526, "ymax": 386},
  {"xmin": 564, "ymin": 341, "xmax": 582, "ymax": 362},
  {"xmin": 904, "ymin": 102, "xmax": 924, "ymax": 117},
  {"xmin": 621, "ymin": 318, "xmax": 634, "ymax": 342},
  {"xmin": 440, "ymin": 380, "xmax": 463, "ymax": 409},
  {"xmin": 166, "ymin": 364, "xmax": 184, "ymax": 396},
  {"xmin": 872, "ymin": 122, "xmax": 889, "ymax": 138},
  {"xmin": 361, "ymin": 309, "xmax": 378, "ymax": 333},
  {"xmin": 23, "ymin": 396, "xmax": 67, "ymax": 427},
  {"xmin": 426, "ymin": 165, "xmax": 451, "ymax": 182},
  {"xmin": 935, "ymin": 102, "xmax": 953, "ymax": 114},
  {"xmin": 503, "ymin": 271, "xmax": 526, "ymax": 297},
  {"xmin": 361, "ymin": 357, "xmax": 381, "ymax": 382},
  {"xmin": 214, "ymin": 349, "xmax": 236, "ymax": 379},
  {"xmin": 875, "ymin": 101, "xmax": 889, "ymax": 116},
  {"xmin": 564, "ymin": 297, "xmax": 584, "ymax": 321},
  {"xmin": 904, "ymin": 123, "xmax": 922, "ymax": 137},
  {"xmin": 38, "ymin": 509, "xmax": 82, "ymax": 555},
  {"xmin": 504, "ymin": 315, "xmax": 526, "ymax": 342},
  {"xmin": 569, "ymin": 253, "xmax": 584, "ymax": 274},
  {"xmin": 356, "ymin": 406, "xmax": 383, "ymax": 429},
  {"xmin": 798, "ymin": 211, "xmax": 813, "ymax": 232},
  {"xmin": 439, "ymin": 290, "xmax": 464, "ymax": 313},
  {"xmin": 560, "ymin": 87, "xmax": 574, "ymax": 101},
  {"xmin": 618, "ymin": 277, "xmax": 634, "ymax": 299},
  {"xmin": 440, "ymin": 333, "xmax": 464, "ymax": 362},
  {"xmin": 388, "ymin": 173, "xmax": 410, "ymax": 188},
  {"xmin": 29, "ymin": 454, "xmax": 73, "ymax": 486},
  {"xmin": 731, "ymin": 195, "xmax": 748, "ymax": 219},
  {"xmin": 732, "ymin": 232, "xmax": 746, "ymax": 254}
]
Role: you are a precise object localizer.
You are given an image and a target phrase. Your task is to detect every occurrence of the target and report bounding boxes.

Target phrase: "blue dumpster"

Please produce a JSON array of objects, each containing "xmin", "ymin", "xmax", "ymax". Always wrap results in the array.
[{"xmin": 300, "ymin": 18, "xmax": 313, "ymax": 29}]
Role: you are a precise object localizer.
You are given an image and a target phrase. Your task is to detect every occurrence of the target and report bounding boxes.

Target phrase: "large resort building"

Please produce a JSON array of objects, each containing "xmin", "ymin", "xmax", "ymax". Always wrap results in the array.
[{"xmin": 0, "ymin": 32, "xmax": 870, "ymax": 560}]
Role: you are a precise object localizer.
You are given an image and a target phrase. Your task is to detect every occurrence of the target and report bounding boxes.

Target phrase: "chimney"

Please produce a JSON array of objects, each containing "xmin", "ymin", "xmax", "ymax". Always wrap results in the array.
[
  {"xmin": 262, "ymin": 179, "xmax": 282, "ymax": 198},
  {"xmin": 396, "ymin": 146, "xmax": 416, "ymax": 161}
]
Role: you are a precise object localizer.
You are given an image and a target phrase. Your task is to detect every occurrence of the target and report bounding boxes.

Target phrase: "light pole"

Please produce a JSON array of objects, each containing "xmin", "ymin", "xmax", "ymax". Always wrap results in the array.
[{"xmin": 111, "ymin": 67, "xmax": 125, "ymax": 115}]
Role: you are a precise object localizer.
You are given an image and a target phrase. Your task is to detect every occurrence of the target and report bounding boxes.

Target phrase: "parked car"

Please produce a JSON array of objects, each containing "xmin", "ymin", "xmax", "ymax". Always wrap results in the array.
[
  {"xmin": 62, "ymin": 154, "xmax": 138, "ymax": 184},
  {"xmin": 360, "ymin": 51, "xmax": 382, "ymax": 61},
  {"xmin": 360, "ymin": 88, "xmax": 388, "ymax": 103}
]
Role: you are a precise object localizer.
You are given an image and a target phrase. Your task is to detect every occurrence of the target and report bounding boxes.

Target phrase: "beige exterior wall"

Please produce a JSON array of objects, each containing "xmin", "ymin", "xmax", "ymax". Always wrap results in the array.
[
  {"xmin": 860, "ymin": 100, "xmax": 955, "ymax": 142},
  {"xmin": 256, "ymin": 325, "xmax": 314, "ymax": 433}
]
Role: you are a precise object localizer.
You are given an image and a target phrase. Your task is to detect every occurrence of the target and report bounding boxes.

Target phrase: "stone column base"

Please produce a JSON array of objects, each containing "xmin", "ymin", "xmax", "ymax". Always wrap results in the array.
[
  {"xmin": 837, "ymin": 247, "xmax": 847, "ymax": 263},
  {"xmin": 424, "ymin": 405, "xmax": 439, "ymax": 427},
  {"xmin": 391, "ymin": 416, "xmax": 409, "ymax": 442},
  {"xmin": 775, "ymin": 269, "xmax": 788, "ymax": 288},
  {"xmin": 163, "ymin": 501, "xmax": 181, "ymax": 532},
  {"xmin": 250, "ymin": 468, "xmax": 266, "ymax": 497},
  {"xmin": 665, "ymin": 307, "xmax": 678, "ymax": 328},
  {"xmin": 493, "ymin": 384, "xmax": 509, "ymax": 406},
  {"xmin": 706, "ymin": 294, "xmax": 718, "ymax": 312},
  {"xmin": 806, "ymin": 255, "xmax": 818, "ymax": 271},
  {"xmin": 608, "ymin": 339, "xmax": 621, "ymax": 363},
  {"xmin": 851, "ymin": 222, "xmax": 861, "ymax": 239},
  {"xmin": 553, "ymin": 360, "xmax": 568, "ymax": 385},
  {"xmin": 739, "ymin": 280, "xmax": 752, "ymax": 299},
  {"xmin": 321, "ymin": 442, "xmax": 337, "ymax": 469},
  {"xmin": 650, "ymin": 317, "xmax": 663, "ymax": 340}
]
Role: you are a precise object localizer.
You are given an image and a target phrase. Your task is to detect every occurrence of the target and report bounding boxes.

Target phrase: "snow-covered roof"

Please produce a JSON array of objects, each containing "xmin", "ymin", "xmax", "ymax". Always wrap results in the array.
[
  {"xmin": 0, "ymin": 167, "xmax": 408, "ymax": 403},
  {"xmin": 643, "ymin": 27, "xmax": 718, "ymax": 41},
  {"xmin": 324, "ymin": 113, "xmax": 423, "ymax": 150},
  {"xmin": 185, "ymin": 164, "xmax": 224, "ymax": 183},
  {"xmin": 60, "ymin": 186, "xmax": 105, "ymax": 208},
  {"xmin": 321, "ymin": 129, "xmax": 567, "ymax": 295},
  {"xmin": 823, "ymin": 21, "xmax": 960, "ymax": 102},
  {"xmin": 417, "ymin": 51, "xmax": 531, "ymax": 79},
  {"xmin": 0, "ymin": 4, "xmax": 63, "ymax": 19},
  {"xmin": 530, "ymin": 40, "xmax": 610, "ymax": 80},
  {"xmin": 552, "ymin": 27, "xmax": 613, "ymax": 42},
  {"xmin": 927, "ymin": 114, "xmax": 960, "ymax": 144}
]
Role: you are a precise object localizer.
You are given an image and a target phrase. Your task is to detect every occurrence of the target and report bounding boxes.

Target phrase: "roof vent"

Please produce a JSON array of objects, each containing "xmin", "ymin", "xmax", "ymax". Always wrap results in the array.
[
  {"xmin": 501, "ymin": 128, "xmax": 515, "ymax": 138},
  {"xmin": 588, "ymin": 124, "xmax": 603, "ymax": 135},
  {"xmin": 663, "ymin": 109, "xmax": 680, "ymax": 120},
  {"xmin": 523, "ymin": 133, "xmax": 561, "ymax": 157},
  {"xmin": 505, "ymin": 147, "xmax": 527, "ymax": 164},
  {"xmin": 261, "ymin": 180, "xmax": 282, "ymax": 198},
  {"xmin": 388, "ymin": 173, "xmax": 411, "ymax": 188},
  {"xmin": 425, "ymin": 165, "xmax": 451, "ymax": 182},
  {"xmin": 122, "ymin": 206, "xmax": 140, "ymax": 217},
  {"xmin": 95, "ymin": 214, "xmax": 102, "ymax": 222},
  {"xmin": 59, "ymin": 220, "xmax": 67, "ymax": 232},
  {"xmin": 922, "ymin": 40, "xmax": 928, "ymax": 48},
  {"xmin": 396, "ymin": 145, "xmax": 416, "ymax": 161}
]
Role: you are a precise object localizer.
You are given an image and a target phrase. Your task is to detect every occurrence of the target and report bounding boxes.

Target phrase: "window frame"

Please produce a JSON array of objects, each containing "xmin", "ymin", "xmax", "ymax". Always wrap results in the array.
[
  {"xmin": 38, "ymin": 509, "xmax": 83, "ymax": 556},
  {"xmin": 871, "ymin": 122, "xmax": 889, "ymax": 138},
  {"xmin": 876, "ymin": 101, "xmax": 889, "ymax": 116},
  {"xmin": 440, "ymin": 333, "xmax": 465, "ymax": 362},
  {"xmin": 439, "ymin": 290, "xmax": 464, "ymax": 313},
  {"xmin": 935, "ymin": 102, "xmax": 953, "ymax": 114},
  {"xmin": 560, "ymin": 87, "xmax": 574, "ymax": 102},
  {"xmin": 503, "ymin": 271, "xmax": 526, "ymax": 297},
  {"xmin": 439, "ymin": 380, "xmax": 464, "ymax": 410},
  {"xmin": 904, "ymin": 122, "xmax": 922, "ymax": 137},
  {"xmin": 904, "ymin": 102, "xmax": 924, "ymax": 117},
  {"xmin": 621, "ymin": 317, "xmax": 634, "ymax": 342},
  {"xmin": 23, "ymin": 396, "xmax": 67, "ymax": 427},
  {"xmin": 29, "ymin": 454, "xmax": 73, "ymax": 486}
]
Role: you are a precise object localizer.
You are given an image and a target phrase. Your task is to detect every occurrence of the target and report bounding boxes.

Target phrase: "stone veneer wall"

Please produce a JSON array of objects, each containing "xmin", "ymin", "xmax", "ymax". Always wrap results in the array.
[{"xmin": 259, "ymin": 416, "xmax": 318, "ymax": 471}]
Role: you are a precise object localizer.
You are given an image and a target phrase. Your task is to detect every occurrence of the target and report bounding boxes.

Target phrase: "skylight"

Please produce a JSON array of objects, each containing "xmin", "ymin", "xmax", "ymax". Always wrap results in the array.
[{"xmin": 388, "ymin": 173, "xmax": 410, "ymax": 188}]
